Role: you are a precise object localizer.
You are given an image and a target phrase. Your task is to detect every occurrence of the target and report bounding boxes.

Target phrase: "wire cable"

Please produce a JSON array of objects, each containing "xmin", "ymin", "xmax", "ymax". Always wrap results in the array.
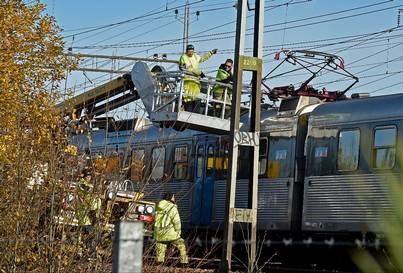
[
  {"xmin": 72, "ymin": 3, "xmax": 400, "ymax": 50},
  {"xmin": 64, "ymin": 0, "xmax": 201, "ymax": 38}
]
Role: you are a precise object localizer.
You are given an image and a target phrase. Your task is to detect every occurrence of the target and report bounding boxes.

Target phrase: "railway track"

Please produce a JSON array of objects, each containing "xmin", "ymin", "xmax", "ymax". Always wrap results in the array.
[
  {"xmin": 143, "ymin": 265, "xmax": 358, "ymax": 273},
  {"xmin": 143, "ymin": 256, "xmax": 360, "ymax": 273}
]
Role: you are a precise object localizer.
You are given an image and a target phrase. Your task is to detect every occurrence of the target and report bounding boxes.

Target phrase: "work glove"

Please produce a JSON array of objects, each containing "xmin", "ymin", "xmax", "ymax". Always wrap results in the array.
[
  {"xmin": 200, "ymin": 72, "xmax": 206, "ymax": 78},
  {"xmin": 211, "ymin": 48, "xmax": 218, "ymax": 54}
]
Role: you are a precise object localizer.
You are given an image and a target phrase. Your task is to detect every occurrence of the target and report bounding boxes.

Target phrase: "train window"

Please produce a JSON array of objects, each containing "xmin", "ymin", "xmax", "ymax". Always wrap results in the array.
[
  {"xmin": 314, "ymin": 147, "xmax": 328, "ymax": 158},
  {"xmin": 131, "ymin": 149, "xmax": 145, "ymax": 182},
  {"xmin": 107, "ymin": 153, "xmax": 120, "ymax": 174},
  {"xmin": 373, "ymin": 127, "xmax": 396, "ymax": 169},
  {"xmin": 237, "ymin": 146, "xmax": 251, "ymax": 179},
  {"xmin": 216, "ymin": 142, "xmax": 229, "ymax": 179},
  {"xmin": 151, "ymin": 146, "xmax": 165, "ymax": 181},
  {"xmin": 307, "ymin": 127, "xmax": 339, "ymax": 176},
  {"xmin": 93, "ymin": 153, "xmax": 120, "ymax": 177},
  {"xmin": 267, "ymin": 137, "xmax": 291, "ymax": 178},
  {"xmin": 174, "ymin": 145, "xmax": 188, "ymax": 180},
  {"xmin": 196, "ymin": 145, "xmax": 204, "ymax": 179},
  {"xmin": 120, "ymin": 151, "xmax": 132, "ymax": 179},
  {"xmin": 275, "ymin": 150, "xmax": 287, "ymax": 159},
  {"xmin": 259, "ymin": 138, "xmax": 268, "ymax": 176},
  {"xmin": 337, "ymin": 129, "xmax": 360, "ymax": 171},
  {"xmin": 268, "ymin": 149, "xmax": 288, "ymax": 178},
  {"xmin": 207, "ymin": 145, "xmax": 215, "ymax": 176}
]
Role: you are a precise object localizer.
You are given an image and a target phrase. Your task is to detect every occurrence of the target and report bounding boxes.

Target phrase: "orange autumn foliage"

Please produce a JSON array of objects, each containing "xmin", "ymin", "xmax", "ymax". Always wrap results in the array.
[
  {"xmin": 0, "ymin": 1, "xmax": 77, "ymax": 271},
  {"xmin": 0, "ymin": 0, "xmax": 70, "ymax": 166}
]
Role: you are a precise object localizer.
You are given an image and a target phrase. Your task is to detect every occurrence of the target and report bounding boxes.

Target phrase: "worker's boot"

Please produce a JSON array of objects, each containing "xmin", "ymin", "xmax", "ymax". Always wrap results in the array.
[{"xmin": 180, "ymin": 255, "xmax": 189, "ymax": 264}]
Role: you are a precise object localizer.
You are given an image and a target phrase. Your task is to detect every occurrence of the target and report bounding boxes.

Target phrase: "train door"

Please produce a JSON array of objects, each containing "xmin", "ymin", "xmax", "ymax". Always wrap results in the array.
[{"xmin": 191, "ymin": 138, "xmax": 216, "ymax": 225}]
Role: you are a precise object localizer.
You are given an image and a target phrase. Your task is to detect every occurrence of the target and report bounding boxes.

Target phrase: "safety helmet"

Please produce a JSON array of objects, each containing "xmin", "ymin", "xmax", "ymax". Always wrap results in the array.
[{"xmin": 186, "ymin": 44, "xmax": 195, "ymax": 51}]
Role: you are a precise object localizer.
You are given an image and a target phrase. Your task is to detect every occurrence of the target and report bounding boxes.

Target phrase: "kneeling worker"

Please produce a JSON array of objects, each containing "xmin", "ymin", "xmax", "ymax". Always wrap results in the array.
[{"xmin": 154, "ymin": 192, "xmax": 188, "ymax": 265}]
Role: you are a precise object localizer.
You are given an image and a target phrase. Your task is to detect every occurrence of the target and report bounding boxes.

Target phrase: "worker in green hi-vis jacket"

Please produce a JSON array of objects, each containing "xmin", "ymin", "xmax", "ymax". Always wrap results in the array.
[
  {"xmin": 154, "ymin": 192, "xmax": 188, "ymax": 264},
  {"xmin": 213, "ymin": 58, "xmax": 233, "ymax": 118},
  {"xmin": 75, "ymin": 172, "xmax": 101, "ymax": 260}
]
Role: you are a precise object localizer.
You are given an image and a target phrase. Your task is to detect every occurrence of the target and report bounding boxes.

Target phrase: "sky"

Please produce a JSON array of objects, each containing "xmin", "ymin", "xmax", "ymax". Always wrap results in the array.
[{"xmin": 39, "ymin": 0, "xmax": 403, "ymax": 118}]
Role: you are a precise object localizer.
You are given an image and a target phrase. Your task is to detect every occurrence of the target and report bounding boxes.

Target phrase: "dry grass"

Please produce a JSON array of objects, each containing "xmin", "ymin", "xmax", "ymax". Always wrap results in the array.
[{"xmin": 144, "ymin": 265, "xmax": 215, "ymax": 273}]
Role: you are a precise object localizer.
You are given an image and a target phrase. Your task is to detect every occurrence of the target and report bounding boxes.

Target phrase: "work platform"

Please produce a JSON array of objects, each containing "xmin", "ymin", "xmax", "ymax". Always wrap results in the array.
[
  {"xmin": 131, "ymin": 62, "xmax": 251, "ymax": 134},
  {"xmin": 59, "ymin": 61, "xmax": 252, "ymax": 135}
]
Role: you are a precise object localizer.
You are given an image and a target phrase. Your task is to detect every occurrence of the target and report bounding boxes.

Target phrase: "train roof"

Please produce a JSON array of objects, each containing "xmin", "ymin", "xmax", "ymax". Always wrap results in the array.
[
  {"xmin": 70, "ymin": 119, "xmax": 202, "ymax": 151},
  {"xmin": 260, "ymin": 108, "xmax": 296, "ymax": 132},
  {"xmin": 259, "ymin": 96, "xmax": 322, "ymax": 132},
  {"xmin": 97, "ymin": 124, "xmax": 201, "ymax": 146},
  {"xmin": 309, "ymin": 93, "xmax": 403, "ymax": 126}
]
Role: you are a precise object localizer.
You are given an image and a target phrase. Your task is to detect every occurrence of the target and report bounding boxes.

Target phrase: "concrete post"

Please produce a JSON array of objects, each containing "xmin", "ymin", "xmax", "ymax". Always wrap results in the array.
[
  {"xmin": 112, "ymin": 221, "xmax": 144, "ymax": 273},
  {"xmin": 221, "ymin": 1, "xmax": 264, "ymax": 272}
]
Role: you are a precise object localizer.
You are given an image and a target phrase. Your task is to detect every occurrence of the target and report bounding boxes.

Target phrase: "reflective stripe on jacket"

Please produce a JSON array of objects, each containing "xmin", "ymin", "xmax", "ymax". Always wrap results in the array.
[
  {"xmin": 153, "ymin": 199, "xmax": 182, "ymax": 242},
  {"xmin": 179, "ymin": 51, "xmax": 214, "ymax": 81}
]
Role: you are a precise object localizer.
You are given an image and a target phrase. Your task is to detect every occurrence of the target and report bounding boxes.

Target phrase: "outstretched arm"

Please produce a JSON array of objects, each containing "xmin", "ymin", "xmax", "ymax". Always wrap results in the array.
[{"xmin": 200, "ymin": 49, "xmax": 217, "ymax": 63}]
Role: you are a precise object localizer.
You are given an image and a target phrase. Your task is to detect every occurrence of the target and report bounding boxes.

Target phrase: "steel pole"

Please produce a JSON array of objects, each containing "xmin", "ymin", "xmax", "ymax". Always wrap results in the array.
[
  {"xmin": 221, "ymin": 1, "xmax": 264, "ymax": 272},
  {"xmin": 183, "ymin": 1, "xmax": 190, "ymax": 52}
]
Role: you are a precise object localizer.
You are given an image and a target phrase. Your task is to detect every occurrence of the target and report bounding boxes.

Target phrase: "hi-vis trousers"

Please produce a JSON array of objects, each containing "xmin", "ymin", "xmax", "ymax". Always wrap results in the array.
[
  {"xmin": 183, "ymin": 80, "xmax": 200, "ymax": 102},
  {"xmin": 156, "ymin": 238, "xmax": 188, "ymax": 264}
]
